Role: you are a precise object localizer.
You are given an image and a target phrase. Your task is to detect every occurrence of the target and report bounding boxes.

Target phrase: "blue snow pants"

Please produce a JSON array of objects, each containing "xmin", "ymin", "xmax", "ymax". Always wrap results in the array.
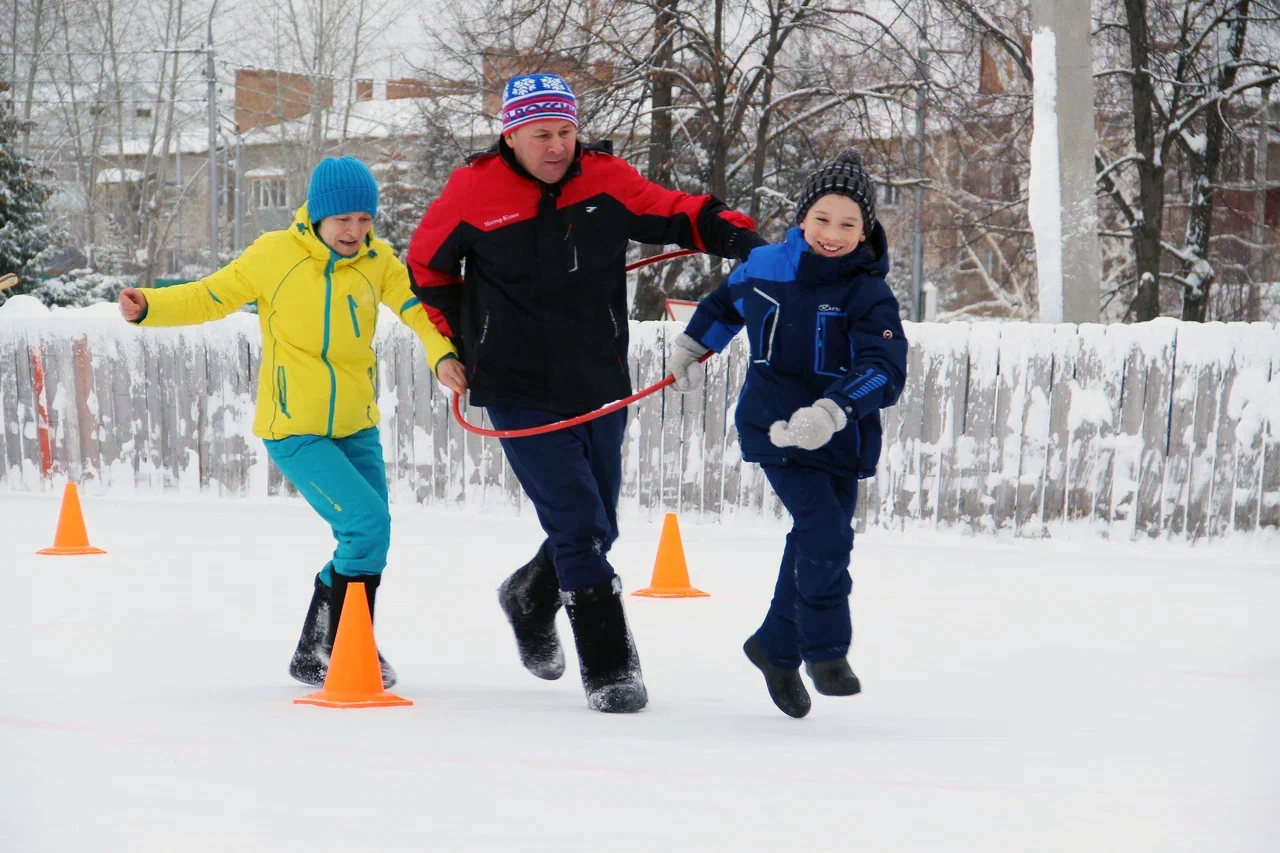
[
  {"xmin": 486, "ymin": 406, "xmax": 627, "ymax": 591},
  {"xmin": 263, "ymin": 426, "xmax": 391, "ymax": 586},
  {"xmin": 754, "ymin": 463, "xmax": 859, "ymax": 668}
]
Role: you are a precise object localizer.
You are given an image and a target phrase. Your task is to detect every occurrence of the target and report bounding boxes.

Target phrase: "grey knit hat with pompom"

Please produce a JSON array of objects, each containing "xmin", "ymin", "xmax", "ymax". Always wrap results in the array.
[{"xmin": 795, "ymin": 148, "xmax": 876, "ymax": 229}]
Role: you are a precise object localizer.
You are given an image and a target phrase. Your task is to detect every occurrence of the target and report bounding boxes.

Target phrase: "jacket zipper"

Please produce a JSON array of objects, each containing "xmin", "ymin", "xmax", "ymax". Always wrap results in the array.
[
  {"xmin": 471, "ymin": 310, "xmax": 491, "ymax": 379},
  {"xmin": 347, "ymin": 294, "xmax": 361, "ymax": 338},
  {"xmin": 321, "ymin": 257, "xmax": 338, "ymax": 436}
]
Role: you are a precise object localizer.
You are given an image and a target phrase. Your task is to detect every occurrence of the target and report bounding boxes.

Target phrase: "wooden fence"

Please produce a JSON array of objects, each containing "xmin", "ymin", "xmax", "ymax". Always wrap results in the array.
[{"xmin": 1, "ymin": 310, "xmax": 1277, "ymax": 541}]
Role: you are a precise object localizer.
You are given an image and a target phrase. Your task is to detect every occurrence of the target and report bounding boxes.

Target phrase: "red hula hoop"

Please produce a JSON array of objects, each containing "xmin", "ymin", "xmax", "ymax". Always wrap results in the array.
[{"xmin": 452, "ymin": 248, "xmax": 705, "ymax": 438}]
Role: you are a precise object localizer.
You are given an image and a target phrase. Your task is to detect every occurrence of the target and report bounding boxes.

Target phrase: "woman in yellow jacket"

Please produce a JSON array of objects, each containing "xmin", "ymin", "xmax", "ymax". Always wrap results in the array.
[{"xmin": 118, "ymin": 156, "xmax": 467, "ymax": 689}]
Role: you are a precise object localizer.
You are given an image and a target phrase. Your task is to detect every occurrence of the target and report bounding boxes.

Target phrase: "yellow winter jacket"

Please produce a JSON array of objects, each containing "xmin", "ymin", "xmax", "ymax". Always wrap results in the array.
[{"xmin": 137, "ymin": 204, "xmax": 457, "ymax": 440}]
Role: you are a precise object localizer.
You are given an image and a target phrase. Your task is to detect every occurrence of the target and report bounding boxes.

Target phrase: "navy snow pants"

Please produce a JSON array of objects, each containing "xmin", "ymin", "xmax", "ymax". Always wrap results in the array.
[
  {"xmin": 755, "ymin": 463, "xmax": 859, "ymax": 668},
  {"xmin": 486, "ymin": 406, "xmax": 627, "ymax": 591}
]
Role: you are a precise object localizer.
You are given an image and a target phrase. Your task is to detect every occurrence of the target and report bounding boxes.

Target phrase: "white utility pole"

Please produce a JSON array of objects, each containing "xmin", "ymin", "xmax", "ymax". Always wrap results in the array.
[
  {"xmin": 175, "ymin": 130, "xmax": 183, "ymax": 266},
  {"xmin": 1248, "ymin": 89, "xmax": 1272, "ymax": 321},
  {"xmin": 911, "ymin": 43, "xmax": 928, "ymax": 323},
  {"xmin": 1029, "ymin": 0, "xmax": 1101, "ymax": 323},
  {"xmin": 205, "ymin": 1, "xmax": 220, "ymax": 274}
]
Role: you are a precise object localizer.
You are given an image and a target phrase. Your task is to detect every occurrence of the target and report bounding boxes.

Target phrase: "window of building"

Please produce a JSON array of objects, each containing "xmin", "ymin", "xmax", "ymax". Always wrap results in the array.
[
  {"xmin": 882, "ymin": 182, "xmax": 901, "ymax": 208},
  {"xmin": 251, "ymin": 178, "xmax": 288, "ymax": 209}
]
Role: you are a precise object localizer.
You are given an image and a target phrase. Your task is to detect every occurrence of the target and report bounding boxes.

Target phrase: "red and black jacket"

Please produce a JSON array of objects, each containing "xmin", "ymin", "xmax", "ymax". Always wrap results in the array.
[{"xmin": 406, "ymin": 139, "xmax": 764, "ymax": 415}]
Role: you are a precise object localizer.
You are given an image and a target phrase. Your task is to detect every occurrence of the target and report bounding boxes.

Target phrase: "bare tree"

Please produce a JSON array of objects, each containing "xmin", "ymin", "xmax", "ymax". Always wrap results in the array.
[
  {"xmin": 1097, "ymin": 0, "xmax": 1279, "ymax": 320},
  {"xmin": 865, "ymin": 0, "xmax": 1042, "ymax": 320},
  {"xmin": 236, "ymin": 0, "xmax": 415, "ymax": 172},
  {"xmin": 416, "ymin": 0, "xmax": 918, "ymax": 317},
  {"xmin": 943, "ymin": 0, "xmax": 1280, "ymax": 321},
  {"xmin": 2, "ymin": 0, "xmax": 219, "ymax": 285},
  {"xmin": 4, "ymin": 0, "xmax": 54, "ymax": 156},
  {"xmin": 1164, "ymin": 0, "xmax": 1274, "ymax": 320}
]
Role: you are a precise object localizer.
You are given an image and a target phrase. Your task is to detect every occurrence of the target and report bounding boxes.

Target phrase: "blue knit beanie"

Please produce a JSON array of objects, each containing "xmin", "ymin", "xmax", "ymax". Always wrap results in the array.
[{"xmin": 307, "ymin": 156, "xmax": 379, "ymax": 222}]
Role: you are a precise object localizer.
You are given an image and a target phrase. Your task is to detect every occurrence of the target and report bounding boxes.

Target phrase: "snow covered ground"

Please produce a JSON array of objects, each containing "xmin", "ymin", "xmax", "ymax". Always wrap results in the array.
[{"xmin": 3, "ymin": 490, "xmax": 1278, "ymax": 852}]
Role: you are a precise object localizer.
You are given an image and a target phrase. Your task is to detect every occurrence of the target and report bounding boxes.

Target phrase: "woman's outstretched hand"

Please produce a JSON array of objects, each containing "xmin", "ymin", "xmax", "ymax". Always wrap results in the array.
[{"xmin": 118, "ymin": 288, "xmax": 148, "ymax": 322}]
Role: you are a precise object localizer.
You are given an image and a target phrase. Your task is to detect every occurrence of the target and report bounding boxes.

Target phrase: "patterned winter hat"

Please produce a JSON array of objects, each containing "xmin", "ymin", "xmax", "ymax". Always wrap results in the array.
[
  {"xmin": 307, "ymin": 156, "xmax": 379, "ymax": 222},
  {"xmin": 501, "ymin": 73, "xmax": 578, "ymax": 134},
  {"xmin": 795, "ymin": 148, "xmax": 876, "ymax": 229}
]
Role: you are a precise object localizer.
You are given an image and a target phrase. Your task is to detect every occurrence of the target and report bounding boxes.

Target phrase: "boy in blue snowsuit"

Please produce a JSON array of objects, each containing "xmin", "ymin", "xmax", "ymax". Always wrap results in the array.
[{"xmin": 668, "ymin": 149, "xmax": 908, "ymax": 717}]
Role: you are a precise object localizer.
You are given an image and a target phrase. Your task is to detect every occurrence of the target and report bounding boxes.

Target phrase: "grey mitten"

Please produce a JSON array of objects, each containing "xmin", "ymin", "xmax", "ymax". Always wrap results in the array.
[
  {"xmin": 768, "ymin": 398, "xmax": 848, "ymax": 450},
  {"xmin": 668, "ymin": 333, "xmax": 710, "ymax": 393}
]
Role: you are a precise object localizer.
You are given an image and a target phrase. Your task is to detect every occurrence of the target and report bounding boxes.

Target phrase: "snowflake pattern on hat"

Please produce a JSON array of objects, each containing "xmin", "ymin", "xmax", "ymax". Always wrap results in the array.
[{"xmin": 509, "ymin": 77, "xmax": 538, "ymax": 96}]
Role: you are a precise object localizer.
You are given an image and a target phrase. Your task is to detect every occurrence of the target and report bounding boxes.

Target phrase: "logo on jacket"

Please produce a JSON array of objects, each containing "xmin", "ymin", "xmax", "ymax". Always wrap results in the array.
[
  {"xmin": 818, "ymin": 304, "xmax": 839, "ymax": 312},
  {"xmin": 883, "ymin": 330, "xmax": 894, "ymax": 339},
  {"xmin": 483, "ymin": 212, "xmax": 522, "ymax": 228},
  {"xmin": 586, "ymin": 206, "xmax": 597, "ymax": 213}
]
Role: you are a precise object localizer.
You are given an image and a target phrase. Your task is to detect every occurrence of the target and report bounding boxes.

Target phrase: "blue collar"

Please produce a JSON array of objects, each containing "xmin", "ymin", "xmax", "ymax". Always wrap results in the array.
[{"xmin": 784, "ymin": 223, "xmax": 889, "ymax": 281}]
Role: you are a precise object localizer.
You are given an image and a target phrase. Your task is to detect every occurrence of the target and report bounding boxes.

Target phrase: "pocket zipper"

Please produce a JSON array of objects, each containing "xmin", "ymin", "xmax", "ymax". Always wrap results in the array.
[
  {"xmin": 277, "ymin": 366, "xmax": 291, "ymax": 417},
  {"xmin": 347, "ymin": 294, "xmax": 361, "ymax": 338}
]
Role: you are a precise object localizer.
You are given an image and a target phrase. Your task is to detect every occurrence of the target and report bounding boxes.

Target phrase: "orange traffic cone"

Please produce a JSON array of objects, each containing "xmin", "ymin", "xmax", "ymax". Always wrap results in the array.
[
  {"xmin": 632, "ymin": 513, "xmax": 709, "ymax": 598},
  {"xmin": 37, "ymin": 482, "xmax": 106, "ymax": 555},
  {"xmin": 294, "ymin": 582, "xmax": 412, "ymax": 708}
]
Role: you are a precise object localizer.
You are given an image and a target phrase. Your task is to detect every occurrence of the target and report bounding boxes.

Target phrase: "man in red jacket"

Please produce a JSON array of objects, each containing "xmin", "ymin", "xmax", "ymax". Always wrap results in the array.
[{"xmin": 407, "ymin": 72, "xmax": 764, "ymax": 713}]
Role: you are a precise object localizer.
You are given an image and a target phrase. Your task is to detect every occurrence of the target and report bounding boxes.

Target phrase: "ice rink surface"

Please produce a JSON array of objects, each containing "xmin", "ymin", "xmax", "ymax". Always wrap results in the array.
[{"xmin": 3, "ymin": 491, "xmax": 1278, "ymax": 852}]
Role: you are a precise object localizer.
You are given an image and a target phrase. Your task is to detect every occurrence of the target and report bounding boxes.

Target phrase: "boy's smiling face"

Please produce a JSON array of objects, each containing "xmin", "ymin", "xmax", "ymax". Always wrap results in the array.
[{"xmin": 800, "ymin": 193, "xmax": 865, "ymax": 258}]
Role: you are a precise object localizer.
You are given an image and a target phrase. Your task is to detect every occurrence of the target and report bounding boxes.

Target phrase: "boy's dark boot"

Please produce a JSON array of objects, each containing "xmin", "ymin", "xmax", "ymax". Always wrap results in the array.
[
  {"xmin": 562, "ymin": 576, "xmax": 647, "ymax": 713},
  {"xmin": 805, "ymin": 657, "xmax": 861, "ymax": 696},
  {"xmin": 288, "ymin": 573, "xmax": 397, "ymax": 689},
  {"xmin": 744, "ymin": 634, "xmax": 811, "ymax": 718},
  {"xmin": 497, "ymin": 540, "xmax": 566, "ymax": 680}
]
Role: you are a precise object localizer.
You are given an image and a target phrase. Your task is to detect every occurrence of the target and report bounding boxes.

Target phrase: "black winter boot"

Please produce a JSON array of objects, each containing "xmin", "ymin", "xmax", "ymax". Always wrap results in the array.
[
  {"xmin": 562, "ymin": 576, "xmax": 647, "ymax": 713},
  {"xmin": 497, "ymin": 540, "xmax": 565, "ymax": 680},
  {"xmin": 744, "ymin": 634, "xmax": 811, "ymax": 718},
  {"xmin": 288, "ymin": 573, "xmax": 397, "ymax": 689},
  {"xmin": 805, "ymin": 657, "xmax": 861, "ymax": 696},
  {"xmin": 288, "ymin": 576, "xmax": 331, "ymax": 687}
]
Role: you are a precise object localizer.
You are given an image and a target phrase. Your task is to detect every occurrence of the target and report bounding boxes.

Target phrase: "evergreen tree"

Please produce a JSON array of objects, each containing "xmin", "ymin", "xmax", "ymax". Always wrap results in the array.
[{"xmin": 0, "ymin": 102, "xmax": 63, "ymax": 298}]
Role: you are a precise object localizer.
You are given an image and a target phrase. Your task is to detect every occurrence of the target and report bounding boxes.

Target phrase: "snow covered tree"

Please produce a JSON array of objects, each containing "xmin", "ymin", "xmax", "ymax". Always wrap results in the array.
[
  {"xmin": 414, "ymin": 0, "xmax": 918, "ymax": 318},
  {"xmin": 372, "ymin": 99, "xmax": 480, "ymax": 255},
  {"xmin": 615, "ymin": 0, "xmax": 919, "ymax": 317},
  {"xmin": 240, "ymin": 0, "xmax": 421, "ymax": 173},
  {"xmin": 0, "ymin": 102, "xmax": 63, "ymax": 297},
  {"xmin": 1092, "ymin": 0, "xmax": 1280, "ymax": 321},
  {"xmin": 28, "ymin": 267, "xmax": 133, "ymax": 308},
  {"xmin": 943, "ymin": 0, "xmax": 1280, "ymax": 322},
  {"xmin": 887, "ymin": 0, "xmax": 1041, "ymax": 320}
]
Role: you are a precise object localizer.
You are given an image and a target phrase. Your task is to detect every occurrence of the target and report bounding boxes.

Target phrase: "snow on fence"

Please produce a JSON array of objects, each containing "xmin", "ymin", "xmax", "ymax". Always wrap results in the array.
[{"xmin": 1, "ymin": 304, "xmax": 1277, "ymax": 541}]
